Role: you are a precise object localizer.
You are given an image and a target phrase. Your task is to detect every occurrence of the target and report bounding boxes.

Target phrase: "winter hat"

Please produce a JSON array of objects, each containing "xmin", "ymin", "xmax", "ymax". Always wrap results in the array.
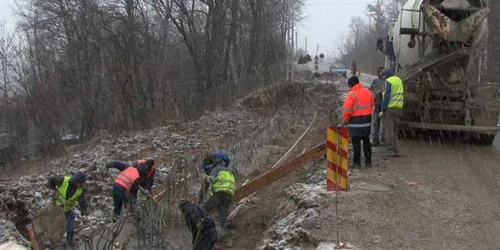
[
  {"xmin": 214, "ymin": 151, "xmax": 230, "ymax": 166},
  {"xmin": 72, "ymin": 171, "xmax": 87, "ymax": 185},
  {"xmin": 347, "ymin": 76, "xmax": 360, "ymax": 88},
  {"xmin": 384, "ymin": 68, "xmax": 394, "ymax": 78},
  {"xmin": 146, "ymin": 159, "xmax": 155, "ymax": 168}
]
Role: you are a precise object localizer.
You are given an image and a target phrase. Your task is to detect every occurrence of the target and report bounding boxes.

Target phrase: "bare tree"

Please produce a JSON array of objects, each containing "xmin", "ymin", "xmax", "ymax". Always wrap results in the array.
[{"xmin": 0, "ymin": 0, "xmax": 304, "ymax": 163}]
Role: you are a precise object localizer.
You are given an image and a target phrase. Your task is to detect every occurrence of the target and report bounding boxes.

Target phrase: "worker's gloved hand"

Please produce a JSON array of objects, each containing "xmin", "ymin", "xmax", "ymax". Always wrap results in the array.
[
  {"xmin": 378, "ymin": 111, "xmax": 384, "ymax": 118},
  {"xmin": 203, "ymin": 175, "xmax": 212, "ymax": 184}
]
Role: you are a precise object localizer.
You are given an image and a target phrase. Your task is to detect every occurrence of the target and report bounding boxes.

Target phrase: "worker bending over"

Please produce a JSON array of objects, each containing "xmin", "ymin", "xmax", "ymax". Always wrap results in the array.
[
  {"xmin": 106, "ymin": 161, "xmax": 147, "ymax": 220},
  {"xmin": 343, "ymin": 76, "xmax": 375, "ymax": 168},
  {"xmin": 179, "ymin": 198, "xmax": 217, "ymax": 250},
  {"xmin": 48, "ymin": 171, "xmax": 88, "ymax": 249},
  {"xmin": 202, "ymin": 156, "xmax": 236, "ymax": 236},
  {"xmin": 198, "ymin": 151, "xmax": 230, "ymax": 204}
]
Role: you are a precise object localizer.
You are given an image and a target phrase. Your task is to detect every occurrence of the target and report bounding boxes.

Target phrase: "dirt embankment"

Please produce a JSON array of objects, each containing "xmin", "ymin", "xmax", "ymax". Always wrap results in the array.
[{"xmin": 0, "ymin": 80, "xmax": 341, "ymax": 249}]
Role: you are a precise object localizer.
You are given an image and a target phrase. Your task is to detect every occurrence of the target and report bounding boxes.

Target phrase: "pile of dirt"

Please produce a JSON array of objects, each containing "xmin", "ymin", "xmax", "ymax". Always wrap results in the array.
[
  {"xmin": 259, "ymin": 183, "xmax": 328, "ymax": 249},
  {"xmin": 0, "ymin": 219, "xmax": 31, "ymax": 247}
]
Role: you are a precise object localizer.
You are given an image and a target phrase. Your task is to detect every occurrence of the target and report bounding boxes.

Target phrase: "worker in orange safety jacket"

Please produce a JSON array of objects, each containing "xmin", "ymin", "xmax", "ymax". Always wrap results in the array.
[
  {"xmin": 106, "ymin": 161, "xmax": 147, "ymax": 219},
  {"xmin": 343, "ymin": 76, "xmax": 375, "ymax": 168}
]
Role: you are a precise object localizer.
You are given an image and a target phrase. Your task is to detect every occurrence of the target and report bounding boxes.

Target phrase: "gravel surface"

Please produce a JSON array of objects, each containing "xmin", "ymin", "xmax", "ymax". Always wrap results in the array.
[
  {"xmin": 0, "ymin": 80, "xmax": 339, "ymax": 249},
  {"xmin": 256, "ymin": 138, "xmax": 500, "ymax": 249}
]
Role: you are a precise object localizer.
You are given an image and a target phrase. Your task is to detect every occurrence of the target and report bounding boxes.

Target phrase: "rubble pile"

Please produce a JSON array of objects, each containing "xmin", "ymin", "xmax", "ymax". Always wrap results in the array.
[
  {"xmin": 260, "ymin": 182, "xmax": 329, "ymax": 249},
  {"xmin": 0, "ymin": 219, "xmax": 31, "ymax": 247},
  {"xmin": 1, "ymin": 81, "xmax": 337, "ymax": 247}
]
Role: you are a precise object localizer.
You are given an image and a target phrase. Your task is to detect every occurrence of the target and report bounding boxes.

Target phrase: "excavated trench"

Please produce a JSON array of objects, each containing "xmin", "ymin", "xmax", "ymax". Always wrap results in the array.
[{"xmin": 0, "ymin": 80, "xmax": 341, "ymax": 249}]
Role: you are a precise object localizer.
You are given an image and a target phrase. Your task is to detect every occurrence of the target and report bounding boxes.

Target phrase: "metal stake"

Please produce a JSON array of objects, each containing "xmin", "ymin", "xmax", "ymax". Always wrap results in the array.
[
  {"xmin": 335, "ymin": 126, "xmax": 341, "ymax": 246},
  {"xmin": 334, "ymin": 125, "xmax": 347, "ymax": 249}
]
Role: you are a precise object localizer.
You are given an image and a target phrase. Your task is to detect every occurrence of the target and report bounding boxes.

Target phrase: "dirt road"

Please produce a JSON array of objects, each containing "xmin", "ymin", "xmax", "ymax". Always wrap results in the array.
[
  {"xmin": 222, "ymin": 134, "xmax": 500, "ymax": 249},
  {"xmin": 306, "ymin": 135, "xmax": 500, "ymax": 249}
]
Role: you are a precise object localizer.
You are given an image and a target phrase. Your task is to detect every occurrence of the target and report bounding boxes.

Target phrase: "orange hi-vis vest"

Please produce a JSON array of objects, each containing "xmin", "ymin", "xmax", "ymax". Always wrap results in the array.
[
  {"xmin": 115, "ymin": 167, "xmax": 140, "ymax": 191},
  {"xmin": 343, "ymin": 83, "xmax": 374, "ymax": 123}
]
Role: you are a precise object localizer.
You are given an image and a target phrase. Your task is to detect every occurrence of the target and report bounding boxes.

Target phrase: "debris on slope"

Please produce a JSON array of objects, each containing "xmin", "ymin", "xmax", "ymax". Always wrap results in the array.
[
  {"xmin": 0, "ymin": 219, "xmax": 31, "ymax": 248},
  {"xmin": 1, "ymin": 81, "xmax": 339, "ymax": 248},
  {"xmin": 259, "ymin": 183, "xmax": 329, "ymax": 249}
]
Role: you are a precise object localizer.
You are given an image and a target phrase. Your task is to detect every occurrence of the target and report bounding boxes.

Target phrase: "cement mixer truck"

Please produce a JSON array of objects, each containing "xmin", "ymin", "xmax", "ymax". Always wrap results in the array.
[{"xmin": 377, "ymin": 0, "xmax": 500, "ymax": 144}]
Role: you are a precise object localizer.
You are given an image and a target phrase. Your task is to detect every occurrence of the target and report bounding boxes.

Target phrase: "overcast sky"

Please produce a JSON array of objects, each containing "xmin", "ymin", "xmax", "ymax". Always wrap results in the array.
[
  {"xmin": 0, "ymin": 0, "xmax": 16, "ymax": 32},
  {"xmin": 299, "ymin": 0, "xmax": 371, "ymax": 58},
  {"xmin": 0, "ymin": 0, "xmax": 371, "ymax": 57}
]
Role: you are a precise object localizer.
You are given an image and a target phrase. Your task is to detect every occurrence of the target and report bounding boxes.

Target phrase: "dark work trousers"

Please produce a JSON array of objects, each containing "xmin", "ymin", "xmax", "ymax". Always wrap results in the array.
[
  {"xmin": 112, "ymin": 184, "xmax": 129, "ymax": 217},
  {"xmin": 201, "ymin": 192, "xmax": 232, "ymax": 231},
  {"xmin": 194, "ymin": 219, "xmax": 217, "ymax": 250},
  {"xmin": 351, "ymin": 136, "xmax": 372, "ymax": 166},
  {"xmin": 384, "ymin": 108, "xmax": 403, "ymax": 155},
  {"xmin": 65, "ymin": 211, "xmax": 75, "ymax": 247},
  {"xmin": 372, "ymin": 111, "xmax": 382, "ymax": 145}
]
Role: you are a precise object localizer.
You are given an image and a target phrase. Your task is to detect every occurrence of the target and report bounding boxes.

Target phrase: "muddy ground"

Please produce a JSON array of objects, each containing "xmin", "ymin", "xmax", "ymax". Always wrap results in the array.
[
  {"xmin": 3, "ymin": 74, "xmax": 500, "ymax": 249},
  {"xmin": 226, "ymin": 135, "xmax": 500, "ymax": 249},
  {"xmin": 0, "ymin": 78, "xmax": 341, "ymax": 249}
]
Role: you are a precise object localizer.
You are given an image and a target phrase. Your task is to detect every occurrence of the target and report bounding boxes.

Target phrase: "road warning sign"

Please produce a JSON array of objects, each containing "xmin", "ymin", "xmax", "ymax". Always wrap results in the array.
[{"xmin": 326, "ymin": 126, "xmax": 349, "ymax": 191}]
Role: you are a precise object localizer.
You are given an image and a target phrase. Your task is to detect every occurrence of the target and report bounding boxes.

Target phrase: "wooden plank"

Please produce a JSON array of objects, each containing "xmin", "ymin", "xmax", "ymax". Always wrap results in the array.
[
  {"xmin": 25, "ymin": 224, "xmax": 40, "ymax": 250},
  {"xmin": 232, "ymin": 143, "xmax": 326, "ymax": 203}
]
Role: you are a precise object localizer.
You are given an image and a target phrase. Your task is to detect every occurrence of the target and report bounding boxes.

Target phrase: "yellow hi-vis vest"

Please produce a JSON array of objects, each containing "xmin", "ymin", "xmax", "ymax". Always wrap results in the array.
[
  {"xmin": 56, "ymin": 176, "xmax": 83, "ymax": 212},
  {"xmin": 386, "ymin": 75, "xmax": 404, "ymax": 109},
  {"xmin": 212, "ymin": 170, "xmax": 236, "ymax": 196}
]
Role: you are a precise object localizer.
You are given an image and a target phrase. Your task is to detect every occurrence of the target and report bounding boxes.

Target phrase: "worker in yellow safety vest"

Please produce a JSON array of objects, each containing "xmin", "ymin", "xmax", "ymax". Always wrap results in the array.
[
  {"xmin": 48, "ymin": 171, "xmax": 88, "ymax": 249},
  {"xmin": 198, "ymin": 151, "xmax": 231, "ymax": 204},
  {"xmin": 379, "ymin": 68, "xmax": 404, "ymax": 156},
  {"xmin": 201, "ymin": 157, "xmax": 236, "ymax": 236}
]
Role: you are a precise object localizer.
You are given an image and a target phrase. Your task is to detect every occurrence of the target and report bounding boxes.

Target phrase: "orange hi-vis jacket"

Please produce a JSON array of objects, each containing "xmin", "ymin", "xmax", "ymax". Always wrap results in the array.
[
  {"xmin": 115, "ymin": 167, "xmax": 140, "ymax": 191},
  {"xmin": 343, "ymin": 83, "xmax": 374, "ymax": 124}
]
